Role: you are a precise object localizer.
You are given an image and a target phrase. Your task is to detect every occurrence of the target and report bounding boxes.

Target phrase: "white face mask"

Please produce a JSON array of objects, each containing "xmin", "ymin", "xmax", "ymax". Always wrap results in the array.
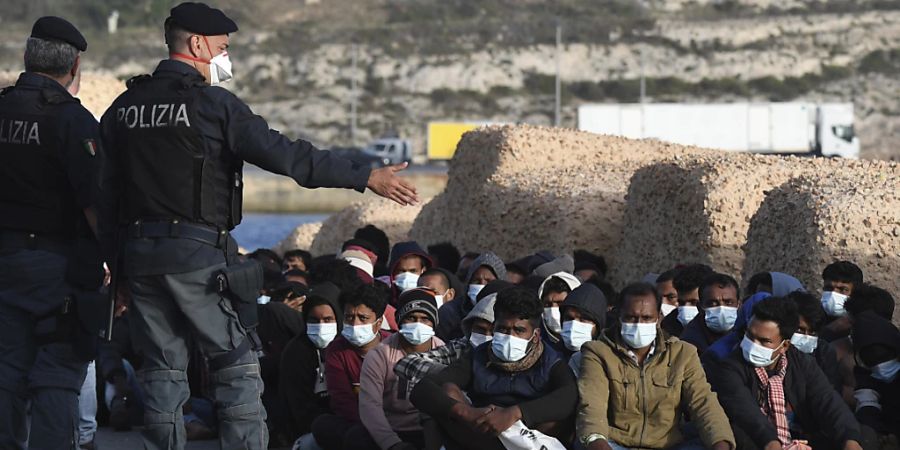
[
  {"xmin": 434, "ymin": 294, "xmax": 444, "ymax": 309},
  {"xmin": 821, "ymin": 291, "xmax": 849, "ymax": 317},
  {"xmin": 468, "ymin": 284, "xmax": 485, "ymax": 304},
  {"xmin": 620, "ymin": 321, "xmax": 657, "ymax": 349},
  {"xmin": 661, "ymin": 303, "xmax": 677, "ymax": 318},
  {"xmin": 870, "ymin": 359, "xmax": 900, "ymax": 383},
  {"xmin": 561, "ymin": 320, "xmax": 594, "ymax": 352},
  {"xmin": 704, "ymin": 306, "xmax": 739, "ymax": 333},
  {"xmin": 399, "ymin": 322, "xmax": 434, "ymax": 346},
  {"xmin": 469, "ymin": 332, "xmax": 492, "ymax": 348},
  {"xmin": 307, "ymin": 322, "xmax": 338, "ymax": 349},
  {"xmin": 209, "ymin": 51, "xmax": 233, "ymax": 85},
  {"xmin": 790, "ymin": 333, "xmax": 819, "ymax": 354},
  {"xmin": 741, "ymin": 336, "xmax": 784, "ymax": 367},
  {"xmin": 677, "ymin": 305, "xmax": 699, "ymax": 326},
  {"xmin": 543, "ymin": 307, "xmax": 562, "ymax": 334},
  {"xmin": 491, "ymin": 332, "xmax": 533, "ymax": 362},
  {"xmin": 393, "ymin": 272, "xmax": 420, "ymax": 292},
  {"xmin": 342, "ymin": 322, "xmax": 378, "ymax": 347},
  {"xmin": 257, "ymin": 295, "xmax": 271, "ymax": 305}
]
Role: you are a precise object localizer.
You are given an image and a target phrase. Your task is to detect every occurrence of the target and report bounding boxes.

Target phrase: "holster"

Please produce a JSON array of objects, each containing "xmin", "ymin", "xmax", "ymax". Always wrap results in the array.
[
  {"xmin": 215, "ymin": 259, "xmax": 263, "ymax": 331},
  {"xmin": 34, "ymin": 291, "xmax": 108, "ymax": 361},
  {"xmin": 72, "ymin": 291, "xmax": 109, "ymax": 360}
]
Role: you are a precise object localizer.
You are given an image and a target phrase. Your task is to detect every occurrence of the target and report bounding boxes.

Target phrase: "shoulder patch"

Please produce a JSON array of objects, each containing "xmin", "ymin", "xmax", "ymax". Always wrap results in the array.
[{"xmin": 82, "ymin": 139, "xmax": 97, "ymax": 156}]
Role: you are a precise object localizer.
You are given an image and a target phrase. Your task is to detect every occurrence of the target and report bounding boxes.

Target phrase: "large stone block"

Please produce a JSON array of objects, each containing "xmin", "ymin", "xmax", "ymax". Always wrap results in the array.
[
  {"xmin": 610, "ymin": 154, "xmax": 808, "ymax": 283},
  {"xmin": 272, "ymin": 221, "xmax": 323, "ymax": 256},
  {"xmin": 409, "ymin": 124, "xmax": 711, "ymax": 267},
  {"xmin": 309, "ymin": 197, "xmax": 426, "ymax": 257},
  {"xmin": 743, "ymin": 167, "xmax": 900, "ymax": 324}
]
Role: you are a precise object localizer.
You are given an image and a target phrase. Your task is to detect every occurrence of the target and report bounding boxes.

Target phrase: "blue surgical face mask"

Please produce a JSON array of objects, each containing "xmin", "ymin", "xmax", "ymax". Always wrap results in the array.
[
  {"xmin": 561, "ymin": 320, "xmax": 594, "ymax": 352},
  {"xmin": 393, "ymin": 272, "xmax": 420, "ymax": 292},
  {"xmin": 677, "ymin": 305, "xmax": 698, "ymax": 326},
  {"xmin": 741, "ymin": 336, "xmax": 785, "ymax": 367},
  {"xmin": 467, "ymin": 284, "xmax": 485, "ymax": 304},
  {"xmin": 342, "ymin": 323, "xmax": 377, "ymax": 347},
  {"xmin": 790, "ymin": 333, "xmax": 819, "ymax": 354},
  {"xmin": 870, "ymin": 359, "xmax": 900, "ymax": 383},
  {"xmin": 821, "ymin": 291, "xmax": 849, "ymax": 317},
  {"xmin": 661, "ymin": 303, "xmax": 677, "ymax": 318},
  {"xmin": 543, "ymin": 307, "xmax": 562, "ymax": 334},
  {"xmin": 704, "ymin": 306, "xmax": 739, "ymax": 333},
  {"xmin": 307, "ymin": 322, "xmax": 338, "ymax": 349},
  {"xmin": 469, "ymin": 332, "xmax": 492, "ymax": 348},
  {"xmin": 491, "ymin": 331, "xmax": 533, "ymax": 362},
  {"xmin": 399, "ymin": 322, "xmax": 434, "ymax": 346},
  {"xmin": 620, "ymin": 321, "xmax": 657, "ymax": 349}
]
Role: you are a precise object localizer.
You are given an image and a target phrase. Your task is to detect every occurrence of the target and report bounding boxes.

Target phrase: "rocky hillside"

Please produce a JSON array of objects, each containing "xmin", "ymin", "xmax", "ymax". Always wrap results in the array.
[{"xmin": 0, "ymin": 0, "xmax": 896, "ymax": 159}]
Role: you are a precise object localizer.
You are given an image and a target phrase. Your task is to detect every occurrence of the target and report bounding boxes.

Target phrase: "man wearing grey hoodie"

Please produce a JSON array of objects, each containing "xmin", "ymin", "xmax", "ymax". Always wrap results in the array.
[{"xmin": 436, "ymin": 252, "xmax": 507, "ymax": 342}]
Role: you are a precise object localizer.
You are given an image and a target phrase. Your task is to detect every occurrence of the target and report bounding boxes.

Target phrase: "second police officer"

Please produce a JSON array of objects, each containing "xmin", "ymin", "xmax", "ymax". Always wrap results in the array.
[
  {"xmin": 98, "ymin": 2, "xmax": 419, "ymax": 449},
  {"xmin": 0, "ymin": 16, "xmax": 105, "ymax": 449}
]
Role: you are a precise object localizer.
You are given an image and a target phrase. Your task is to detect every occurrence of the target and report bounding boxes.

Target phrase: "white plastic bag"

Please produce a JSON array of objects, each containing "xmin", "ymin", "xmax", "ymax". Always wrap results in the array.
[{"xmin": 498, "ymin": 420, "xmax": 566, "ymax": 450}]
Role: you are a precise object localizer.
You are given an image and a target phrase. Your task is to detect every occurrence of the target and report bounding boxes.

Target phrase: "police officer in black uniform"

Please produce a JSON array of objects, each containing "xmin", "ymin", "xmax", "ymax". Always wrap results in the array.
[
  {"xmin": 0, "ymin": 16, "xmax": 104, "ymax": 449},
  {"xmin": 98, "ymin": 3, "xmax": 418, "ymax": 449}
]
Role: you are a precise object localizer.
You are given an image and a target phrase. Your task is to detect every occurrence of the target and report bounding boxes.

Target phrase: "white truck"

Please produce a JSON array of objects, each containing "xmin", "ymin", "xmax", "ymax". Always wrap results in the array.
[
  {"xmin": 361, "ymin": 138, "xmax": 413, "ymax": 165},
  {"xmin": 577, "ymin": 102, "xmax": 859, "ymax": 158}
]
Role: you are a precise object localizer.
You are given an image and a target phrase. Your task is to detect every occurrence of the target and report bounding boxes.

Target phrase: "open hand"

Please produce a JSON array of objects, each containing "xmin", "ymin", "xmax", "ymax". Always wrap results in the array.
[{"xmin": 367, "ymin": 163, "xmax": 419, "ymax": 206}]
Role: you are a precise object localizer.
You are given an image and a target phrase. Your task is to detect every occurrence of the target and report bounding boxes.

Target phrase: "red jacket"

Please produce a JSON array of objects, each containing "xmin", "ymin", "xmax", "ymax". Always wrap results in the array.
[{"xmin": 324, "ymin": 330, "xmax": 392, "ymax": 422}]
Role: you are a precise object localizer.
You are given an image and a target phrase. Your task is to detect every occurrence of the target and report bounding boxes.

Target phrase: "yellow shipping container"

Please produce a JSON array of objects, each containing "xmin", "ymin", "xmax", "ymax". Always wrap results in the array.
[{"xmin": 427, "ymin": 122, "xmax": 481, "ymax": 160}]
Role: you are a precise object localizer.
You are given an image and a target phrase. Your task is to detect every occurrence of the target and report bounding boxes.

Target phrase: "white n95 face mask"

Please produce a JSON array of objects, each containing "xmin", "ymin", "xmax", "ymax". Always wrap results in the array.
[
  {"xmin": 491, "ymin": 332, "xmax": 533, "ymax": 362},
  {"xmin": 790, "ymin": 333, "xmax": 818, "ymax": 354},
  {"xmin": 307, "ymin": 323, "xmax": 338, "ymax": 349},
  {"xmin": 209, "ymin": 51, "xmax": 233, "ymax": 85},
  {"xmin": 704, "ymin": 306, "xmax": 738, "ymax": 333},
  {"xmin": 543, "ymin": 307, "xmax": 562, "ymax": 334},
  {"xmin": 620, "ymin": 322, "xmax": 657, "ymax": 349},
  {"xmin": 399, "ymin": 322, "xmax": 434, "ymax": 346},
  {"xmin": 561, "ymin": 320, "xmax": 594, "ymax": 352},
  {"xmin": 821, "ymin": 291, "xmax": 849, "ymax": 317}
]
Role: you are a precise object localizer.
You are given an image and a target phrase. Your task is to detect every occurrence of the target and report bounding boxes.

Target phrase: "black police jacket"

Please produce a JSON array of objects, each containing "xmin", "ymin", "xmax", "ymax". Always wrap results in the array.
[
  {"xmin": 99, "ymin": 60, "xmax": 372, "ymax": 276},
  {"xmin": 0, "ymin": 72, "xmax": 99, "ymax": 238}
]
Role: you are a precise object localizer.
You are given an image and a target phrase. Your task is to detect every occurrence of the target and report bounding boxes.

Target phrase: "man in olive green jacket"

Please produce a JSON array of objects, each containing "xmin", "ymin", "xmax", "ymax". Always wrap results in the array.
[{"xmin": 577, "ymin": 282, "xmax": 735, "ymax": 450}]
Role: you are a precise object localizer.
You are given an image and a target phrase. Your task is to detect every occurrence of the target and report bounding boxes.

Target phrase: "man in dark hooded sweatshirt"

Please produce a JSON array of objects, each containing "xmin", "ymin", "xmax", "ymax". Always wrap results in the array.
[
  {"xmin": 559, "ymin": 284, "xmax": 608, "ymax": 375},
  {"xmin": 681, "ymin": 273, "xmax": 742, "ymax": 355},
  {"xmin": 279, "ymin": 282, "xmax": 343, "ymax": 445},
  {"xmin": 420, "ymin": 267, "xmax": 466, "ymax": 341},
  {"xmin": 411, "ymin": 287, "xmax": 577, "ymax": 449},
  {"xmin": 388, "ymin": 241, "xmax": 434, "ymax": 305},
  {"xmin": 439, "ymin": 252, "xmax": 508, "ymax": 342},
  {"xmin": 850, "ymin": 311, "xmax": 899, "ymax": 443}
]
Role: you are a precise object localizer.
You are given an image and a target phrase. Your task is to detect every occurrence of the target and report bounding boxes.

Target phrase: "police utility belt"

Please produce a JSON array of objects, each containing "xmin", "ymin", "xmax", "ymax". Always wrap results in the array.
[
  {"xmin": 127, "ymin": 219, "xmax": 229, "ymax": 248},
  {"xmin": 0, "ymin": 230, "xmax": 70, "ymax": 255}
]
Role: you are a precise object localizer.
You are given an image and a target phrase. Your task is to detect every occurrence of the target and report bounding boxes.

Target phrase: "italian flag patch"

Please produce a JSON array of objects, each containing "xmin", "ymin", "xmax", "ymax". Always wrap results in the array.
[{"xmin": 83, "ymin": 139, "xmax": 97, "ymax": 156}]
